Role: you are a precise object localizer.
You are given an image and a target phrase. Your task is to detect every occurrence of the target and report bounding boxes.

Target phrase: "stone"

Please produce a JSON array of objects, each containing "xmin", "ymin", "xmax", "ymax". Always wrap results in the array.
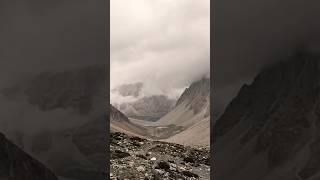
[{"xmin": 137, "ymin": 166, "xmax": 146, "ymax": 172}]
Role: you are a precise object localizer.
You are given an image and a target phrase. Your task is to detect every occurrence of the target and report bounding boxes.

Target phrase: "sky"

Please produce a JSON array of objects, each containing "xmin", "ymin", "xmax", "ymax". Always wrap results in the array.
[
  {"xmin": 0, "ymin": 0, "xmax": 107, "ymax": 135},
  {"xmin": 110, "ymin": 0, "xmax": 210, "ymax": 101},
  {"xmin": 0, "ymin": 0, "xmax": 106, "ymax": 87},
  {"xmin": 213, "ymin": 0, "xmax": 320, "ymax": 114}
]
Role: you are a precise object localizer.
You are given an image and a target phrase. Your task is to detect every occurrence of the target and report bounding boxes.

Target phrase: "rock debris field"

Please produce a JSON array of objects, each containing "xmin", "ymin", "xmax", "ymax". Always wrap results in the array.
[{"xmin": 110, "ymin": 132, "xmax": 210, "ymax": 180}]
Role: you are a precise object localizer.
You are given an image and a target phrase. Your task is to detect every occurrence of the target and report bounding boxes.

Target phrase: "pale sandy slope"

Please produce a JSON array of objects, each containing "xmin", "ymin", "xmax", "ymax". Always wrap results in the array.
[
  {"xmin": 153, "ymin": 100, "xmax": 209, "ymax": 128},
  {"xmin": 110, "ymin": 120, "xmax": 149, "ymax": 138},
  {"xmin": 165, "ymin": 117, "xmax": 210, "ymax": 147}
]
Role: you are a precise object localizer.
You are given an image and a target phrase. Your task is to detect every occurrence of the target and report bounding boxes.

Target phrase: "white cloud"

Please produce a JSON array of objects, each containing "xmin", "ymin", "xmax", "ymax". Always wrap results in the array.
[{"xmin": 111, "ymin": 0, "xmax": 210, "ymax": 100}]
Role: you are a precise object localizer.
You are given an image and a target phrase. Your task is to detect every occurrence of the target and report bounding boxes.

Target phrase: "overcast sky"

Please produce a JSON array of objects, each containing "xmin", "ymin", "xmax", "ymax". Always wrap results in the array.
[
  {"xmin": 0, "ymin": 0, "xmax": 106, "ymax": 87},
  {"xmin": 111, "ymin": 0, "xmax": 210, "ymax": 99},
  {"xmin": 213, "ymin": 0, "xmax": 320, "ymax": 114},
  {"xmin": 0, "ymin": 0, "xmax": 106, "ymax": 135}
]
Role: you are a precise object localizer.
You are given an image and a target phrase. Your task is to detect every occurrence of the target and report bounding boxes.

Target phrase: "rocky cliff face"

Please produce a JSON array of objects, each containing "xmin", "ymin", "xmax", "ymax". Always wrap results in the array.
[
  {"xmin": 214, "ymin": 49, "xmax": 320, "ymax": 180},
  {"xmin": 0, "ymin": 133, "xmax": 57, "ymax": 180}
]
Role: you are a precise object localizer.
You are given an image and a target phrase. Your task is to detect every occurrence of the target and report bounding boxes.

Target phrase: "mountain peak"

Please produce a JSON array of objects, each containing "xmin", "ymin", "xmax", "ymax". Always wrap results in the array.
[{"xmin": 176, "ymin": 78, "xmax": 210, "ymax": 112}]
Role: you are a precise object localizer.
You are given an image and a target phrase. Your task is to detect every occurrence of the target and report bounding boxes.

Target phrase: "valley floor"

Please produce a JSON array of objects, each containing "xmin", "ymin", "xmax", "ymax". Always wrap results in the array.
[{"xmin": 110, "ymin": 132, "xmax": 210, "ymax": 180}]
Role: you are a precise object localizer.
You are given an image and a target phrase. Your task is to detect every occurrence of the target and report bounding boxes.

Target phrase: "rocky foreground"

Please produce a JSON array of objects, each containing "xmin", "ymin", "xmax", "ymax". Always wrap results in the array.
[{"xmin": 110, "ymin": 132, "xmax": 210, "ymax": 180}]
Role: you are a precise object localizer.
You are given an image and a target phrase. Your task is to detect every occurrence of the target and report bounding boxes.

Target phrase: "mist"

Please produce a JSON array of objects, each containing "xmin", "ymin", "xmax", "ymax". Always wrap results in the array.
[
  {"xmin": 0, "ymin": 0, "xmax": 106, "ymax": 150},
  {"xmin": 0, "ymin": 0, "xmax": 106, "ymax": 86},
  {"xmin": 213, "ymin": 0, "xmax": 320, "ymax": 113},
  {"xmin": 110, "ymin": 0, "xmax": 210, "ymax": 103}
]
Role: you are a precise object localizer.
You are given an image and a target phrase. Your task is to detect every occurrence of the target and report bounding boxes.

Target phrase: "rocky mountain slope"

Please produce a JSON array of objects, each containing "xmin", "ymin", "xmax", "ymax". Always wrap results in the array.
[
  {"xmin": 147, "ymin": 78, "xmax": 210, "ymax": 145},
  {"xmin": 214, "ymin": 48, "xmax": 320, "ymax": 180},
  {"xmin": 110, "ymin": 104, "xmax": 148, "ymax": 137},
  {"xmin": 155, "ymin": 78, "xmax": 210, "ymax": 127},
  {"xmin": 0, "ymin": 132, "xmax": 58, "ymax": 180},
  {"xmin": 110, "ymin": 132, "xmax": 210, "ymax": 180},
  {"xmin": 118, "ymin": 95, "xmax": 175, "ymax": 121},
  {"xmin": 111, "ymin": 82, "xmax": 176, "ymax": 121}
]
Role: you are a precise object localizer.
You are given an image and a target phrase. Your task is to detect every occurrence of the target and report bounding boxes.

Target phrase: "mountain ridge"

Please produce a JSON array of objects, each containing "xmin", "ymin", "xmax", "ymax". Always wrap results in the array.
[{"xmin": 214, "ymin": 49, "xmax": 320, "ymax": 180}]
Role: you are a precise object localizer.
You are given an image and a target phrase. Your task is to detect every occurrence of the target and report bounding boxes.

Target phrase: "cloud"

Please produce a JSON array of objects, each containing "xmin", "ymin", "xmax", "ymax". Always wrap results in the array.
[
  {"xmin": 110, "ymin": 0, "xmax": 210, "ymax": 99},
  {"xmin": 0, "ymin": 0, "xmax": 106, "ymax": 86},
  {"xmin": 213, "ymin": 0, "xmax": 320, "ymax": 112},
  {"xmin": 0, "ymin": 0, "xmax": 106, "ymax": 141}
]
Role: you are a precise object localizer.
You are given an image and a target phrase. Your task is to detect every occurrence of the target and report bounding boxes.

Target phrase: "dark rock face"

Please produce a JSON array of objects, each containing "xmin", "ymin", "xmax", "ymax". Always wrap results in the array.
[
  {"xmin": 214, "ymin": 50, "xmax": 320, "ymax": 180},
  {"xmin": 110, "ymin": 132, "xmax": 210, "ymax": 180},
  {"xmin": 0, "ymin": 133, "xmax": 57, "ymax": 180}
]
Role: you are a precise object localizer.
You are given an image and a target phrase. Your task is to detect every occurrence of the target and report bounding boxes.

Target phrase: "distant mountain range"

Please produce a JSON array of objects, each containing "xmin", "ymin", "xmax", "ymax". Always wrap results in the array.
[
  {"xmin": 111, "ymin": 78, "xmax": 210, "ymax": 147},
  {"xmin": 111, "ymin": 82, "xmax": 176, "ymax": 121}
]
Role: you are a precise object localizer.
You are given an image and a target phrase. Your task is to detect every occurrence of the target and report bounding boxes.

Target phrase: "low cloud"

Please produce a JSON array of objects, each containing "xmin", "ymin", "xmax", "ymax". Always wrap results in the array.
[
  {"xmin": 213, "ymin": 0, "xmax": 320, "ymax": 113},
  {"xmin": 111, "ymin": 0, "xmax": 210, "ymax": 101}
]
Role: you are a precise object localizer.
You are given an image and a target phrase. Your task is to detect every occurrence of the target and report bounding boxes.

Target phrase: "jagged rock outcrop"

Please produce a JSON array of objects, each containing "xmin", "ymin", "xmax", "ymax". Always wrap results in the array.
[
  {"xmin": 0, "ymin": 133, "xmax": 57, "ymax": 180},
  {"xmin": 214, "ymin": 48, "xmax": 320, "ymax": 180}
]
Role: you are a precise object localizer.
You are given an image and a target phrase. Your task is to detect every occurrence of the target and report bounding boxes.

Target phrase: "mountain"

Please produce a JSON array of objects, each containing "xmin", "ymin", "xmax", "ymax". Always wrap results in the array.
[
  {"xmin": 110, "ymin": 104, "xmax": 148, "ymax": 137},
  {"xmin": 111, "ymin": 82, "xmax": 143, "ymax": 97},
  {"xmin": 111, "ymin": 82, "xmax": 176, "ymax": 121},
  {"xmin": 156, "ymin": 78, "xmax": 210, "ymax": 127},
  {"xmin": 0, "ymin": 65, "xmax": 107, "ymax": 180},
  {"xmin": 117, "ymin": 95, "xmax": 175, "ymax": 121},
  {"xmin": 146, "ymin": 78, "xmax": 210, "ymax": 145},
  {"xmin": 0, "ymin": 133, "xmax": 57, "ymax": 180},
  {"xmin": 214, "ymin": 48, "xmax": 320, "ymax": 180}
]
